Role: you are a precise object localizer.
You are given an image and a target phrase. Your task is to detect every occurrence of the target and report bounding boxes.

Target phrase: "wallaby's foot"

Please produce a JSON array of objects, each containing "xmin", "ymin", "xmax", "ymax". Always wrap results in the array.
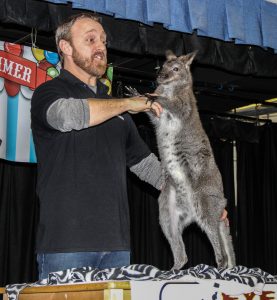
[
  {"xmin": 216, "ymin": 256, "xmax": 228, "ymax": 269},
  {"xmin": 171, "ymin": 256, "xmax": 188, "ymax": 270}
]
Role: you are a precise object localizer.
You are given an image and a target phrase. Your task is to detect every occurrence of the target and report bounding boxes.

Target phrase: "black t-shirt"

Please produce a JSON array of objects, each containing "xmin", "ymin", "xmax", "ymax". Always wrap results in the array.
[{"xmin": 31, "ymin": 69, "xmax": 151, "ymax": 253}]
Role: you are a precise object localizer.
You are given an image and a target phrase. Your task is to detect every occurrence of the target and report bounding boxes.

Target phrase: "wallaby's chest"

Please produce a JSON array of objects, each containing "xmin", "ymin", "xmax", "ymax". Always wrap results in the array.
[
  {"xmin": 156, "ymin": 110, "xmax": 202, "ymax": 184},
  {"xmin": 156, "ymin": 111, "xmax": 187, "ymax": 182}
]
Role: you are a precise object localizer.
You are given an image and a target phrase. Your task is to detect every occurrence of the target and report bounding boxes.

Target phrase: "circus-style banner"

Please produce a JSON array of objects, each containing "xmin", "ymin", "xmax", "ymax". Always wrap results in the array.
[
  {"xmin": 0, "ymin": 41, "xmax": 60, "ymax": 163},
  {"xmin": 0, "ymin": 41, "xmax": 113, "ymax": 163}
]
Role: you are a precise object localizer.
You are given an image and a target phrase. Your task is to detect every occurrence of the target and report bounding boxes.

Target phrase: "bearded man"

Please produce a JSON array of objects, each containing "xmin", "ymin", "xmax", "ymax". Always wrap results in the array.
[{"xmin": 31, "ymin": 13, "xmax": 164, "ymax": 280}]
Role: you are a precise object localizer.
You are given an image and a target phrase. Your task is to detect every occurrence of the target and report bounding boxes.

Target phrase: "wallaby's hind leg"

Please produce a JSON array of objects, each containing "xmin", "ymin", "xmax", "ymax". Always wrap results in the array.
[
  {"xmin": 169, "ymin": 235, "xmax": 187, "ymax": 270},
  {"xmin": 161, "ymin": 215, "xmax": 187, "ymax": 270},
  {"xmin": 201, "ymin": 218, "xmax": 228, "ymax": 268},
  {"xmin": 158, "ymin": 185, "xmax": 190, "ymax": 270},
  {"xmin": 219, "ymin": 221, "xmax": 236, "ymax": 267}
]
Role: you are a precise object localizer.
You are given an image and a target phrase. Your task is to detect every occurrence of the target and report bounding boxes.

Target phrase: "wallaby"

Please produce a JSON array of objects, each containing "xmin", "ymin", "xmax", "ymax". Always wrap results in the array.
[{"xmin": 126, "ymin": 51, "xmax": 236, "ymax": 270}]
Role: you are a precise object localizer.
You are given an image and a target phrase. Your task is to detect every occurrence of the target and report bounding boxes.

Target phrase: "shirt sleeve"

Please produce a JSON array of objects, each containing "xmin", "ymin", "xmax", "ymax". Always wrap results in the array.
[
  {"xmin": 130, "ymin": 153, "xmax": 165, "ymax": 190},
  {"xmin": 46, "ymin": 98, "xmax": 90, "ymax": 132}
]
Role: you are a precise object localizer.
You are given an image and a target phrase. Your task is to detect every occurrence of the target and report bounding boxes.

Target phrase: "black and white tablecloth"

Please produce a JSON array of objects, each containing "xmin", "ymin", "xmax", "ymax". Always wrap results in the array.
[{"xmin": 5, "ymin": 264, "xmax": 277, "ymax": 300}]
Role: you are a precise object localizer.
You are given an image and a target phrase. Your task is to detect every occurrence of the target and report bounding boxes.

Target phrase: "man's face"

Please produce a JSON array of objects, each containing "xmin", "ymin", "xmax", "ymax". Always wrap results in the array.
[{"xmin": 69, "ymin": 18, "xmax": 107, "ymax": 77}]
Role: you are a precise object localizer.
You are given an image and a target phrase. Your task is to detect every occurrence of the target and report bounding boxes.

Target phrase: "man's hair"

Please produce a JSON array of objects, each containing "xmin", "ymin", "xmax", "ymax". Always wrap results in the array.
[{"xmin": 55, "ymin": 12, "xmax": 101, "ymax": 63}]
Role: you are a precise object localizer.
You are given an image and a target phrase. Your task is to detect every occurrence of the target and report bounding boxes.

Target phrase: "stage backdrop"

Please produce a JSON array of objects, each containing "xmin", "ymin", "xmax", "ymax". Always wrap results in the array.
[{"xmin": 0, "ymin": 41, "xmax": 113, "ymax": 163}]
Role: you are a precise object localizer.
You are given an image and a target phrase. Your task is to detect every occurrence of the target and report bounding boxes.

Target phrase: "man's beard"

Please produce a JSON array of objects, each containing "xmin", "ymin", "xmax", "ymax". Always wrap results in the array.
[{"xmin": 71, "ymin": 45, "xmax": 107, "ymax": 77}]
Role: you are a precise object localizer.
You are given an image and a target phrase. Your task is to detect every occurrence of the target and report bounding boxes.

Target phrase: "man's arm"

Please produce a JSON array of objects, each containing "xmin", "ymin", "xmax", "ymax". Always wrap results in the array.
[
  {"xmin": 47, "ymin": 96, "xmax": 162, "ymax": 132},
  {"xmin": 87, "ymin": 96, "xmax": 162, "ymax": 126}
]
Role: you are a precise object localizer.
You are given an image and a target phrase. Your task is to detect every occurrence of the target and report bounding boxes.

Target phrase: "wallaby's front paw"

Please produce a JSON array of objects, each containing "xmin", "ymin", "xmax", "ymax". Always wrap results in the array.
[
  {"xmin": 124, "ymin": 86, "xmax": 141, "ymax": 97},
  {"xmin": 144, "ymin": 93, "xmax": 158, "ymax": 104}
]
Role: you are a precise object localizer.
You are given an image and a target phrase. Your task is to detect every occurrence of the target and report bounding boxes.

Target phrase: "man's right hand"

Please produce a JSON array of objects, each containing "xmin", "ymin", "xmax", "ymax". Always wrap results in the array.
[{"xmin": 127, "ymin": 96, "xmax": 163, "ymax": 117}]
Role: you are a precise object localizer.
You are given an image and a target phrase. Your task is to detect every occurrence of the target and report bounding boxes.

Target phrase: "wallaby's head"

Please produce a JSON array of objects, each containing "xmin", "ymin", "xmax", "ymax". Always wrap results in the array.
[{"xmin": 157, "ymin": 50, "xmax": 197, "ymax": 86}]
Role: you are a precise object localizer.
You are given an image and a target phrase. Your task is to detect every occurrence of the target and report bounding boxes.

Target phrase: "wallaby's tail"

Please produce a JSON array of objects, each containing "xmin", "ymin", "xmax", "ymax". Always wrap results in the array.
[{"xmin": 219, "ymin": 221, "xmax": 236, "ymax": 267}]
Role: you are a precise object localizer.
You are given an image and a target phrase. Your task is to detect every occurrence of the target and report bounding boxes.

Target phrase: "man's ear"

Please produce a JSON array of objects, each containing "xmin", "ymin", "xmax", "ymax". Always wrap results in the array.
[{"xmin": 59, "ymin": 39, "xmax": 72, "ymax": 57}]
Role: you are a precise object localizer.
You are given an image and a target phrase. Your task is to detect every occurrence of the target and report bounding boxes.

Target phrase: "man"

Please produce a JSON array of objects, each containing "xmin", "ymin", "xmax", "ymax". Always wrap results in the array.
[
  {"xmin": 31, "ymin": 12, "xmax": 227, "ymax": 279},
  {"xmin": 31, "ymin": 13, "xmax": 164, "ymax": 279}
]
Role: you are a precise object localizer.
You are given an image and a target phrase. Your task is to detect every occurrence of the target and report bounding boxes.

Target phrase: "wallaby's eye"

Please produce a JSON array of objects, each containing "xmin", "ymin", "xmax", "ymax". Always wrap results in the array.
[{"xmin": 173, "ymin": 67, "xmax": 179, "ymax": 72}]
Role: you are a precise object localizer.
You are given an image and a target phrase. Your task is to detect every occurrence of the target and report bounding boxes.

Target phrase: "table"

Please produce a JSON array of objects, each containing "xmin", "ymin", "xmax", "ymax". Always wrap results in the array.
[{"xmin": 0, "ymin": 281, "xmax": 131, "ymax": 300}]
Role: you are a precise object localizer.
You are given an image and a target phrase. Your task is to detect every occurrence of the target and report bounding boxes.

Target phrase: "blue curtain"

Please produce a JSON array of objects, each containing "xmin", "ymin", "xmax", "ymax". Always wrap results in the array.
[{"xmin": 43, "ymin": 0, "xmax": 277, "ymax": 53}]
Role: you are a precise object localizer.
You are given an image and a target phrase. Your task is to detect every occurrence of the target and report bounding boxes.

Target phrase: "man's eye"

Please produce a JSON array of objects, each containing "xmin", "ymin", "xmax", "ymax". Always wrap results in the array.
[{"xmin": 173, "ymin": 67, "xmax": 179, "ymax": 71}]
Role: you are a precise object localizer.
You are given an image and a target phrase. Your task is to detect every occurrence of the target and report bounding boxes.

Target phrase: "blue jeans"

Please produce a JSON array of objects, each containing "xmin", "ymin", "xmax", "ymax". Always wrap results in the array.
[{"xmin": 37, "ymin": 251, "xmax": 130, "ymax": 280}]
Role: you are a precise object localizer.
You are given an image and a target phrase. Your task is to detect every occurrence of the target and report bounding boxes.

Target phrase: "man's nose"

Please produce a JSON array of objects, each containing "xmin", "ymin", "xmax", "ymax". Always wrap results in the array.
[{"xmin": 95, "ymin": 39, "xmax": 106, "ymax": 50}]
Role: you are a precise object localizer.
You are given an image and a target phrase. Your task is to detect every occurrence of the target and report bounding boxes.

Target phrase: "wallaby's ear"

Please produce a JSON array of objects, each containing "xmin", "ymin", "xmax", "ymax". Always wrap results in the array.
[
  {"xmin": 165, "ymin": 50, "xmax": 177, "ymax": 60},
  {"xmin": 181, "ymin": 50, "xmax": 198, "ymax": 66}
]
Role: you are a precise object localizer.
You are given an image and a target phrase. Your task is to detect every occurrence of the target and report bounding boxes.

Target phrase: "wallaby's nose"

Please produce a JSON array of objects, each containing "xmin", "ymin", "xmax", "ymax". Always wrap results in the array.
[{"xmin": 158, "ymin": 73, "xmax": 168, "ymax": 79}]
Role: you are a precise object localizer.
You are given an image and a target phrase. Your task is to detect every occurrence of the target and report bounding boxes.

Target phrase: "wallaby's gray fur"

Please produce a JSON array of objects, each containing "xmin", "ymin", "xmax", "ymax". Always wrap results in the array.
[{"xmin": 130, "ymin": 51, "xmax": 236, "ymax": 270}]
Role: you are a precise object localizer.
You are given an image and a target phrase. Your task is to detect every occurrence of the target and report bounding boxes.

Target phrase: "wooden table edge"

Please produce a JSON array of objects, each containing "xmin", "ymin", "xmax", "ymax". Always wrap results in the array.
[{"xmin": 0, "ymin": 281, "xmax": 131, "ymax": 294}]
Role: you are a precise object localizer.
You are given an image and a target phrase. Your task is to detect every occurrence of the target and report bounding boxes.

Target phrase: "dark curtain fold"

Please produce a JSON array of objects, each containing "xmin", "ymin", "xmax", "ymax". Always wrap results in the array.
[
  {"xmin": 0, "ymin": 160, "xmax": 38, "ymax": 286},
  {"xmin": 236, "ymin": 123, "xmax": 277, "ymax": 274},
  {"xmin": 0, "ymin": 119, "xmax": 277, "ymax": 287},
  {"xmin": 128, "ymin": 124, "xmax": 174, "ymax": 269}
]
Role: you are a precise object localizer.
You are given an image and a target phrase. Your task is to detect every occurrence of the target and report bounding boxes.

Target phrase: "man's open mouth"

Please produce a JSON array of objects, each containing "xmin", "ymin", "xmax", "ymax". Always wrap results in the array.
[{"xmin": 93, "ymin": 51, "xmax": 105, "ymax": 61}]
